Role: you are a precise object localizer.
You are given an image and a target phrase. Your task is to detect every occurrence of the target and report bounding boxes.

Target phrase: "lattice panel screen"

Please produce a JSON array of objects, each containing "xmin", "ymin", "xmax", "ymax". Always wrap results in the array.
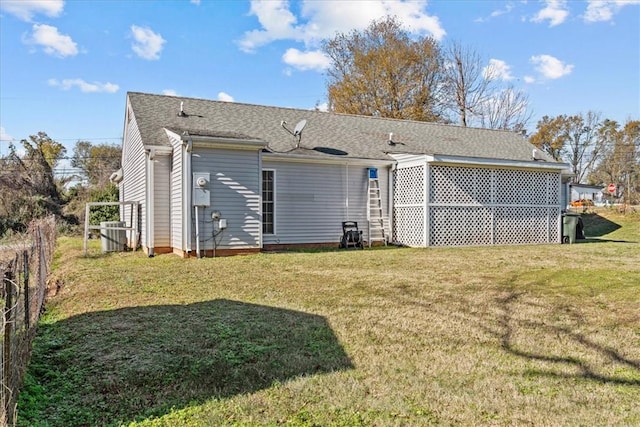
[
  {"xmin": 429, "ymin": 165, "xmax": 560, "ymax": 247},
  {"xmin": 494, "ymin": 169, "xmax": 555, "ymax": 205},
  {"xmin": 547, "ymin": 176, "xmax": 560, "ymax": 205},
  {"xmin": 430, "ymin": 166, "xmax": 492, "ymax": 205},
  {"xmin": 430, "ymin": 206, "xmax": 493, "ymax": 246},
  {"xmin": 394, "ymin": 206, "xmax": 425, "ymax": 247},
  {"xmin": 549, "ymin": 208, "xmax": 561, "ymax": 243},
  {"xmin": 393, "ymin": 163, "xmax": 561, "ymax": 247},
  {"xmin": 394, "ymin": 165, "xmax": 425, "ymax": 205},
  {"xmin": 494, "ymin": 206, "xmax": 549, "ymax": 244},
  {"xmin": 393, "ymin": 165, "xmax": 425, "ymax": 247}
]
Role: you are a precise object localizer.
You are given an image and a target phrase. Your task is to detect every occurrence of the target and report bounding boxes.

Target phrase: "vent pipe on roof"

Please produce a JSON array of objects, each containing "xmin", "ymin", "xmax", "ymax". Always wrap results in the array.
[
  {"xmin": 178, "ymin": 101, "xmax": 187, "ymax": 117},
  {"xmin": 388, "ymin": 132, "xmax": 395, "ymax": 146}
]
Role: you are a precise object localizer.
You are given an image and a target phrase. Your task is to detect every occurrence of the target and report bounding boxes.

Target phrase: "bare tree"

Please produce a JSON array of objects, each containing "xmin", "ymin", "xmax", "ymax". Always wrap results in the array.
[
  {"xmin": 71, "ymin": 140, "xmax": 122, "ymax": 188},
  {"xmin": 442, "ymin": 41, "xmax": 496, "ymax": 127},
  {"xmin": 477, "ymin": 84, "xmax": 532, "ymax": 131},
  {"xmin": 530, "ymin": 112, "xmax": 603, "ymax": 183},
  {"xmin": 588, "ymin": 119, "xmax": 640, "ymax": 203},
  {"xmin": 0, "ymin": 133, "xmax": 66, "ymax": 233}
]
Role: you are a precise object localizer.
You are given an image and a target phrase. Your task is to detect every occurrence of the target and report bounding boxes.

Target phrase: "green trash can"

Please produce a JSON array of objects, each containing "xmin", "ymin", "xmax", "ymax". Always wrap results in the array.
[{"xmin": 562, "ymin": 213, "xmax": 580, "ymax": 244}]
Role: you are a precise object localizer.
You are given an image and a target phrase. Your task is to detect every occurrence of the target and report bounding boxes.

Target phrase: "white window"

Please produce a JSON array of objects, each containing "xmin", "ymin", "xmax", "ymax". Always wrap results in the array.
[{"xmin": 262, "ymin": 170, "xmax": 275, "ymax": 234}]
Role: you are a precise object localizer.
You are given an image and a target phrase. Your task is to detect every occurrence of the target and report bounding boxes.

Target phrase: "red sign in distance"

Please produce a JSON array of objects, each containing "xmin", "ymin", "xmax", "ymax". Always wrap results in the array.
[{"xmin": 608, "ymin": 183, "xmax": 616, "ymax": 194}]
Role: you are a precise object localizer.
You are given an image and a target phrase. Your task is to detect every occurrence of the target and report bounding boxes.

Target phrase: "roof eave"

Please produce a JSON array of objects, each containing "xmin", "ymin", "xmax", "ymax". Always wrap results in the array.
[
  {"xmin": 428, "ymin": 154, "xmax": 570, "ymax": 171},
  {"xmin": 263, "ymin": 151, "xmax": 394, "ymax": 166},
  {"xmin": 183, "ymin": 134, "xmax": 267, "ymax": 151}
]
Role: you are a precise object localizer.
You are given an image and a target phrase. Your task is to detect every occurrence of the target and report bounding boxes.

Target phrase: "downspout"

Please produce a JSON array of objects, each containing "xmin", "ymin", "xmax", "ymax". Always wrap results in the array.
[
  {"xmin": 258, "ymin": 150, "xmax": 263, "ymax": 249},
  {"xmin": 183, "ymin": 136, "xmax": 193, "ymax": 254},
  {"xmin": 388, "ymin": 163, "xmax": 395, "ymax": 244},
  {"xmin": 145, "ymin": 148, "xmax": 156, "ymax": 257},
  {"xmin": 423, "ymin": 161, "xmax": 430, "ymax": 248},
  {"xmin": 345, "ymin": 163, "xmax": 350, "ymax": 220}
]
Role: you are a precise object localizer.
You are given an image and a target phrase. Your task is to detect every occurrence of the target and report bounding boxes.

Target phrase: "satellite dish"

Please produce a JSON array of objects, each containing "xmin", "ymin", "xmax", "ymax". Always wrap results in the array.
[{"xmin": 293, "ymin": 119, "xmax": 307, "ymax": 136}]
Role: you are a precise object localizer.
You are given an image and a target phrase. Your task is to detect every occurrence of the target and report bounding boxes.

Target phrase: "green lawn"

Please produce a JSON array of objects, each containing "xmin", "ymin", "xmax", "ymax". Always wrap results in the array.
[{"xmin": 18, "ymin": 209, "xmax": 640, "ymax": 426}]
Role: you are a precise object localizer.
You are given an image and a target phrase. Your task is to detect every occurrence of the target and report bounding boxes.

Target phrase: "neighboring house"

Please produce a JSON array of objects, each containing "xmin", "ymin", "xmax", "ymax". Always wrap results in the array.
[
  {"xmin": 570, "ymin": 183, "xmax": 606, "ymax": 206},
  {"xmin": 119, "ymin": 92, "xmax": 571, "ymax": 257}
]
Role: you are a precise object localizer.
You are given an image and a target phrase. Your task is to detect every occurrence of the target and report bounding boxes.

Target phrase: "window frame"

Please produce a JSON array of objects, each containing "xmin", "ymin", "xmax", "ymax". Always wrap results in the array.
[{"xmin": 262, "ymin": 169, "xmax": 276, "ymax": 235}]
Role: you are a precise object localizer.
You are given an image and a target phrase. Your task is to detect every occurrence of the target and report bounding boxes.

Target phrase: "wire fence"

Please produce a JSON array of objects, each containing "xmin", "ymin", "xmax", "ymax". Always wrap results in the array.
[{"xmin": 0, "ymin": 216, "xmax": 56, "ymax": 426}]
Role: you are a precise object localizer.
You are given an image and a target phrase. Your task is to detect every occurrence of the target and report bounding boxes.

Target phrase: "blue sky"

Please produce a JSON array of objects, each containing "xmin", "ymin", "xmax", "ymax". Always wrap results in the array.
[{"xmin": 1, "ymin": 0, "xmax": 639, "ymax": 162}]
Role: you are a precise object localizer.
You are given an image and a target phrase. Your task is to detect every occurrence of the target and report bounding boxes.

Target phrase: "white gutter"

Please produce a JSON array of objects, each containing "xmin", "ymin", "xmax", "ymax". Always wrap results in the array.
[
  {"xmin": 388, "ymin": 164, "xmax": 395, "ymax": 244},
  {"xmin": 263, "ymin": 151, "xmax": 394, "ymax": 167},
  {"xmin": 423, "ymin": 162, "xmax": 429, "ymax": 247},
  {"xmin": 258, "ymin": 150, "xmax": 263, "ymax": 248},
  {"xmin": 345, "ymin": 163, "xmax": 350, "ymax": 220},
  {"xmin": 426, "ymin": 154, "xmax": 570, "ymax": 171},
  {"xmin": 145, "ymin": 148, "xmax": 155, "ymax": 257},
  {"xmin": 190, "ymin": 136, "xmax": 266, "ymax": 150}
]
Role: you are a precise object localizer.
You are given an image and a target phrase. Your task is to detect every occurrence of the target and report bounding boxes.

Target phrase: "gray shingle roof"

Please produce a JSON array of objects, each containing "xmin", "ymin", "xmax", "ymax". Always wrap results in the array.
[{"xmin": 128, "ymin": 91, "xmax": 554, "ymax": 163}]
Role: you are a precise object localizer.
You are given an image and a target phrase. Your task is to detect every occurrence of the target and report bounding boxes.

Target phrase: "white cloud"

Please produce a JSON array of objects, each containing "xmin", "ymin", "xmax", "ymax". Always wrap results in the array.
[
  {"xmin": 282, "ymin": 48, "xmax": 331, "ymax": 71},
  {"xmin": 584, "ymin": 0, "xmax": 640, "ymax": 23},
  {"xmin": 190, "ymin": 0, "xmax": 201, "ymax": 4},
  {"xmin": 130, "ymin": 25, "xmax": 166, "ymax": 60},
  {"xmin": 238, "ymin": 0, "xmax": 445, "ymax": 53},
  {"xmin": 314, "ymin": 102, "xmax": 329, "ymax": 112},
  {"xmin": 524, "ymin": 75, "xmax": 536, "ymax": 84},
  {"xmin": 25, "ymin": 24, "xmax": 78, "ymax": 57},
  {"xmin": 475, "ymin": 2, "xmax": 515, "ymax": 22},
  {"xmin": 0, "ymin": 126, "xmax": 15, "ymax": 142},
  {"xmin": 48, "ymin": 78, "xmax": 119, "ymax": 93},
  {"xmin": 484, "ymin": 59, "xmax": 514, "ymax": 81},
  {"xmin": 217, "ymin": 92, "xmax": 235, "ymax": 102},
  {"xmin": 491, "ymin": 3, "xmax": 515, "ymax": 18},
  {"xmin": 0, "ymin": 0, "xmax": 64, "ymax": 22},
  {"xmin": 530, "ymin": 54, "xmax": 574, "ymax": 79},
  {"xmin": 238, "ymin": 0, "xmax": 299, "ymax": 52},
  {"xmin": 531, "ymin": 0, "xmax": 569, "ymax": 26},
  {"xmin": 162, "ymin": 89, "xmax": 179, "ymax": 96}
]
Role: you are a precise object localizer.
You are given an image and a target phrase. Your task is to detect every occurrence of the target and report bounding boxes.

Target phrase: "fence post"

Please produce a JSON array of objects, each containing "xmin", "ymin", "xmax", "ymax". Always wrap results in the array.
[
  {"xmin": 3, "ymin": 270, "xmax": 15, "ymax": 426},
  {"xmin": 23, "ymin": 250, "xmax": 30, "ymax": 330}
]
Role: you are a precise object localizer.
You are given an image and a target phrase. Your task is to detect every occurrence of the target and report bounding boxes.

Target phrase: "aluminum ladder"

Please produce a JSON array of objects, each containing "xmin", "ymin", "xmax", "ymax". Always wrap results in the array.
[{"xmin": 367, "ymin": 169, "xmax": 387, "ymax": 247}]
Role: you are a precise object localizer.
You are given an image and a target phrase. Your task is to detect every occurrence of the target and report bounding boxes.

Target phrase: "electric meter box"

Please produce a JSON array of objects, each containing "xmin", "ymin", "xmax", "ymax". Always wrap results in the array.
[{"xmin": 193, "ymin": 172, "xmax": 211, "ymax": 206}]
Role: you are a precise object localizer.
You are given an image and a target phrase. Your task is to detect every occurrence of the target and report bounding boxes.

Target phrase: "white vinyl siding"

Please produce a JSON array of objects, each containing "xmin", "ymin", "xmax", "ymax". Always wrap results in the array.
[
  {"xmin": 261, "ymin": 159, "xmax": 390, "ymax": 245},
  {"xmin": 191, "ymin": 148, "xmax": 261, "ymax": 249},
  {"xmin": 153, "ymin": 155, "xmax": 171, "ymax": 247},
  {"xmin": 120, "ymin": 104, "xmax": 147, "ymax": 248},
  {"xmin": 168, "ymin": 133, "xmax": 184, "ymax": 250}
]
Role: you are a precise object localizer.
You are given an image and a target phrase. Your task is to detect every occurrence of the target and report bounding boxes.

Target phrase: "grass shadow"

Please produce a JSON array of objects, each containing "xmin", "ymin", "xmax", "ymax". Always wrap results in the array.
[
  {"xmin": 494, "ymin": 291, "xmax": 640, "ymax": 386},
  {"xmin": 581, "ymin": 212, "xmax": 622, "ymax": 237},
  {"xmin": 21, "ymin": 299, "xmax": 353, "ymax": 426},
  {"xmin": 580, "ymin": 237, "xmax": 638, "ymax": 244}
]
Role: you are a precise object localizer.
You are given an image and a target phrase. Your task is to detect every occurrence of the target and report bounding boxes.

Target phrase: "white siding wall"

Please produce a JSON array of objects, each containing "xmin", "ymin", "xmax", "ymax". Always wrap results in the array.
[
  {"xmin": 168, "ymin": 134, "xmax": 184, "ymax": 250},
  {"xmin": 191, "ymin": 148, "xmax": 261, "ymax": 249},
  {"xmin": 153, "ymin": 155, "xmax": 171, "ymax": 247},
  {"xmin": 261, "ymin": 159, "xmax": 390, "ymax": 245},
  {"xmin": 120, "ymin": 104, "xmax": 147, "ymax": 248}
]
